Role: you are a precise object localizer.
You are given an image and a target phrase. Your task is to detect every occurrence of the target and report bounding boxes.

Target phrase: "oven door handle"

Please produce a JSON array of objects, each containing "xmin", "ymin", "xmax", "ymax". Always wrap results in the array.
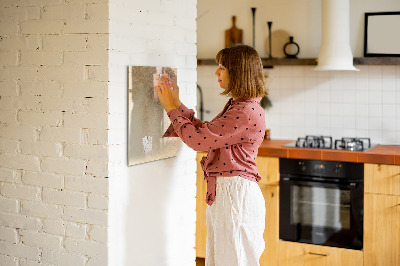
[{"xmin": 281, "ymin": 177, "xmax": 357, "ymax": 188}]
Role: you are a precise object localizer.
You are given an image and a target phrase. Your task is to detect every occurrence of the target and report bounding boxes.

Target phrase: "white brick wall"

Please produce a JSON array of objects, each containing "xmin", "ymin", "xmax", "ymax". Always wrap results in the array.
[
  {"xmin": 108, "ymin": 0, "xmax": 198, "ymax": 265},
  {"xmin": 1, "ymin": 0, "xmax": 198, "ymax": 265},
  {"xmin": 0, "ymin": 1, "xmax": 109, "ymax": 265}
]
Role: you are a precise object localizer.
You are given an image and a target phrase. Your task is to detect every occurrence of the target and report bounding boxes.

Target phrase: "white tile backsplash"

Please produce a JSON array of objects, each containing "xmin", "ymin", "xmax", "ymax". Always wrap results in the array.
[
  {"xmin": 383, "ymin": 104, "xmax": 396, "ymax": 118},
  {"xmin": 383, "ymin": 91, "xmax": 396, "ymax": 104},
  {"xmin": 369, "ymin": 77, "xmax": 383, "ymax": 91},
  {"xmin": 330, "ymin": 116, "xmax": 343, "ymax": 128},
  {"xmin": 197, "ymin": 65, "xmax": 400, "ymax": 144},
  {"xmin": 342, "ymin": 90, "xmax": 355, "ymax": 104},
  {"xmin": 330, "ymin": 103, "xmax": 342, "ymax": 116},
  {"xmin": 355, "ymin": 90, "xmax": 369, "ymax": 104},
  {"xmin": 383, "ymin": 117, "xmax": 397, "ymax": 131},
  {"xmin": 356, "ymin": 117, "xmax": 369, "ymax": 130},
  {"xmin": 369, "ymin": 90, "xmax": 383, "ymax": 104},
  {"xmin": 317, "ymin": 102, "xmax": 330, "ymax": 115},
  {"xmin": 369, "ymin": 104, "xmax": 383, "ymax": 118},
  {"xmin": 317, "ymin": 88, "xmax": 330, "ymax": 103},
  {"xmin": 342, "ymin": 103, "xmax": 356, "ymax": 116},
  {"xmin": 330, "ymin": 89, "xmax": 343, "ymax": 103},
  {"xmin": 305, "ymin": 102, "xmax": 317, "ymax": 115},
  {"xmin": 383, "ymin": 77, "xmax": 396, "ymax": 91},
  {"xmin": 343, "ymin": 116, "xmax": 356, "ymax": 129},
  {"xmin": 355, "ymin": 104, "xmax": 369, "ymax": 117}
]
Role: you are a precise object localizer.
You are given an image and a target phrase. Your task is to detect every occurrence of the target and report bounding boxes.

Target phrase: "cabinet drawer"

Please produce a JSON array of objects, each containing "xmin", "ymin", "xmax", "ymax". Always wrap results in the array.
[
  {"xmin": 365, "ymin": 164, "xmax": 400, "ymax": 196},
  {"xmin": 278, "ymin": 241, "xmax": 363, "ymax": 266}
]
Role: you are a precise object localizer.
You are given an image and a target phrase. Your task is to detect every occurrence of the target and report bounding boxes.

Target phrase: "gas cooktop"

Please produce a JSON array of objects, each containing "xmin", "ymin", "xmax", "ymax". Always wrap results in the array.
[{"xmin": 283, "ymin": 135, "xmax": 376, "ymax": 152}]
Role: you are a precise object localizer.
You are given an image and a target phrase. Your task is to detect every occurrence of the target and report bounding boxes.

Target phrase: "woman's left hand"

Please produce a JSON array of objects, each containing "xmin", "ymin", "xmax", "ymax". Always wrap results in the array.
[{"xmin": 155, "ymin": 79, "xmax": 176, "ymax": 113}]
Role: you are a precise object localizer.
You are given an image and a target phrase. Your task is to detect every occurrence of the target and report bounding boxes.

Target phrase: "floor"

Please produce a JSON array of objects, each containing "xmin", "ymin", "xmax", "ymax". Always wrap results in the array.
[{"xmin": 196, "ymin": 257, "xmax": 205, "ymax": 266}]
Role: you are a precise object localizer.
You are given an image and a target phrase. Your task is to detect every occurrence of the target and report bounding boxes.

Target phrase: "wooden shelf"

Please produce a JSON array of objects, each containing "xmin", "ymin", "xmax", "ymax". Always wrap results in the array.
[
  {"xmin": 197, "ymin": 57, "xmax": 400, "ymax": 68},
  {"xmin": 353, "ymin": 57, "xmax": 400, "ymax": 65},
  {"xmin": 262, "ymin": 58, "xmax": 317, "ymax": 67},
  {"xmin": 197, "ymin": 58, "xmax": 317, "ymax": 67}
]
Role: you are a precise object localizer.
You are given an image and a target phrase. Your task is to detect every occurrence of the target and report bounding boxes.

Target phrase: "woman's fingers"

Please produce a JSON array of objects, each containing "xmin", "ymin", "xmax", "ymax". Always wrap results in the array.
[
  {"xmin": 165, "ymin": 76, "xmax": 173, "ymax": 87},
  {"xmin": 155, "ymin": 84, "xmax": 171, "ymax": 97},
  {"xmin": 158, "ymin": 80, "xmax": 173, "ymax": 95},
  {"xmin": 161, "ymin": 76, "xmax": 174, "ymax": 88}
]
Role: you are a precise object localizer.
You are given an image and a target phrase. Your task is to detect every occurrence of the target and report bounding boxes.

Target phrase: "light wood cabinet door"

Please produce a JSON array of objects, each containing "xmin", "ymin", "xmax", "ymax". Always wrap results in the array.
[
  {"xmin": 365, "ymin": 163, "xmax": 400, "ymax": 196},
  {"xmin": 259, "ymin": 185, "xmax": 279, "ymax": 266},
  {"xmin": 256, "ymin": 156, "xmax": 279, "ymax": 186},
  {"xmin": 364, "ymin": 193, "xmax": 400, "ymax": 266},
  {"xmin": 278, "ymin": 241, "xmax": 363, "ymax": 266},
  {"xmin": 196, "ymin": 152, "xmax": 208, "ymax": 258}
]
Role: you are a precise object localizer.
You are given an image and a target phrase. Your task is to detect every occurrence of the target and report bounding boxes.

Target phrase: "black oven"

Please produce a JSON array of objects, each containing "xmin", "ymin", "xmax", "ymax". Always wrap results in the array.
[{"xmin": 279, "ymin": 158, "xmax": 364, "ymax": 250}]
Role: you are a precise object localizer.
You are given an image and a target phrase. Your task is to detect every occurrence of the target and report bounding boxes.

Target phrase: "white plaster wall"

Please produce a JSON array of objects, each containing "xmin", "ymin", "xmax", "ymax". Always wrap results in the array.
[
  {"xmin": 108, "ymin": 0, "xmax": 198, "ymax": 265},
  {"xmin": 198, "ymin": 0, "xmax": 400, "ymax": 58},
  {"xmin": 0, "ymin": 1, "xmax": 109, "ymax": 265}
]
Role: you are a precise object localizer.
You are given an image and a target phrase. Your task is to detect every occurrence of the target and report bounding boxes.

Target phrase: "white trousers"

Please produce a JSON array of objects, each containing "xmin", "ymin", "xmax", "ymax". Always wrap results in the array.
[{"xmin": 205, "ymin": 176, "xmax": 266, "ymax": 266}]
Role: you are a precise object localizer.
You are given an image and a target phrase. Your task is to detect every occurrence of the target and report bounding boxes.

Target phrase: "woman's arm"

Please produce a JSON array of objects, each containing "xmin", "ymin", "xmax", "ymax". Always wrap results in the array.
[
  {"xmin": 167, "ymin": 107, "xmax": 254, "ymax": 152},
  {"xmin": 158, "ymin": 77, "xmax": 205, "ymax": 137}
]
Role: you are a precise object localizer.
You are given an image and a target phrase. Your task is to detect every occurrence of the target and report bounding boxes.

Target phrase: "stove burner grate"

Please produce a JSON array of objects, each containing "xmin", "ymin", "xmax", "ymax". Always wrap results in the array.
[
  {"xmin": 293, "ymin": 136, "xmax": 372, "ymax": 151},
  {"xmin": 334, "ymin": 137, "xmax": 371, "ymax": 151},
  {"xmin": 295, "ymin": 135, "xmax": 333, "ymax": 149}
]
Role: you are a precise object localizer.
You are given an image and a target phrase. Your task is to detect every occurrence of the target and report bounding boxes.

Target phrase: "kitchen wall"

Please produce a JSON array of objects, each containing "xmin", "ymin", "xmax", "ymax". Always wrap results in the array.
[
  {"xmin": 266, "ymin": 65, "xmax": 400, "ymax": 144},
  {"xmin": 197, "ymin": 0, "xmax": 400, "ymax": 145},
  {"xmin": 108, "ymin": 0, "xmax": 198, "ymax": 266},
  {"xmin": 199, "ymin": 65, "xmax": 400, "ymax": 144},
  {"xmin": 198, "ymin": 0, "xmax": 400, "ymax": 58},
  {"xmin": 0, "ymin": 0, "xmax": 197, "ymax": 265}
]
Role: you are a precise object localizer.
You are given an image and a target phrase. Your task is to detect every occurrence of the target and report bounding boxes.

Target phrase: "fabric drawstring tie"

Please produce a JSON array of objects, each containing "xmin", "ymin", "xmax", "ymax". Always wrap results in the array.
[{"xmin": 200, "ymin": 156, "xmax": 216, "ymax": 206}]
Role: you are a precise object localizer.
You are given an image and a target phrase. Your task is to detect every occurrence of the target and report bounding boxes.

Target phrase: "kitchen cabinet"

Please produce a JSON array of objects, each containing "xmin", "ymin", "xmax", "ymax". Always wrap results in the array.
[
  {"xmin": 256, "ymin": 156, "xmax": 279, "ymax": 186},
  {"xmin": 256, "ymin": 156, "xmax": 280, "ymax": 266},
  {"xmin": 195, "ymin": 154, "xmax": 280, "ymax": 265},
  {"xmin": 278, "ymin": 241, "xmax": 363, "ymax": 266},
  {"xmin": 259, "ymin": 184, "xmax": 279, "ymax": 266},
  {"xmin": 196, "ymin": 152, "xmax": 208, "ymax": 258},
  {"xmin": 364, "ymin": 163, "xmax": 400, "ymax": 196},
  {"xmin": 364, "ymin": 163, "xmax": 400, "ymax": 266}
]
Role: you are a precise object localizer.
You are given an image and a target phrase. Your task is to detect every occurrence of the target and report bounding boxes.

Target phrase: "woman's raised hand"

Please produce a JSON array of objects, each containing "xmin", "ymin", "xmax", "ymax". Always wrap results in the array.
[
  {"xmin": 162, "ymin": 76, "xmax": 181, "ymax": 109},
  {"xmin": 155, "ymin": 78, "xmax": 176, "ymax": 113}
]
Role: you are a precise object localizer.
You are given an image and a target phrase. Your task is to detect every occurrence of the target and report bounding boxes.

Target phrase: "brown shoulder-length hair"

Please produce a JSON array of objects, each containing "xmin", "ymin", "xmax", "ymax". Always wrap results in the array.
[{"xmin": 215, "ymin": 45, "xmax": 267, "ymax": 98}]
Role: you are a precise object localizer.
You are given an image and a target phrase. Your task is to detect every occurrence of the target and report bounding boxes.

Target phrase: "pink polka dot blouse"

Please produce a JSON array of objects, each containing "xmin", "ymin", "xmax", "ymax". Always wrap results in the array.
[{"xmin": 163, "ymin": 97, "xmax": 266, "ymax": 206}]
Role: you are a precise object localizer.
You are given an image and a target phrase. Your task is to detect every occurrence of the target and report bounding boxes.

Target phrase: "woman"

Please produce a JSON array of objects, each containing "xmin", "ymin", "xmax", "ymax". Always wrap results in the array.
[{"xmin": 155, "ymin": 45, "xmax": 267, "ymax": 266}]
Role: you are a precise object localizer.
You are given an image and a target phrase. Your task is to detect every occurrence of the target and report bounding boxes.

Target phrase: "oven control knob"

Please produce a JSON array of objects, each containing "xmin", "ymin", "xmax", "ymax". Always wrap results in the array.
[
  {"xmin": 334, "ymin": 164, "xmax": 342, "ymax": 174},
  {"xmin": 298, "ymin": 161, "xmax": 306, "ymax": 171}
]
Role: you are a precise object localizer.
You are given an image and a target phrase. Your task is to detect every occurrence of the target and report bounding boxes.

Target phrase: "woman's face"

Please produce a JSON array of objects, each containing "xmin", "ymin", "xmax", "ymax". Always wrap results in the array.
[{"xmin": 215, "ymin": 64, "xmax": 229, "ymax": 89}]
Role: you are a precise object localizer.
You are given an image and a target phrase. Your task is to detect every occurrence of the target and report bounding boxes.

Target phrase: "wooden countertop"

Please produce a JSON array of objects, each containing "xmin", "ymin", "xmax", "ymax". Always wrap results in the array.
[{"xmin": 258, "ymin": 139, "xmax": 400, "ymax": 165}]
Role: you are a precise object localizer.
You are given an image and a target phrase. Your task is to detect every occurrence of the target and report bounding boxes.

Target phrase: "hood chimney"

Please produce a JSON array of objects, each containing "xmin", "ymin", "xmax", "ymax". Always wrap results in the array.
[{"xmin": 314, "ymin": 0, "xmax": 359, "ymax": 71}]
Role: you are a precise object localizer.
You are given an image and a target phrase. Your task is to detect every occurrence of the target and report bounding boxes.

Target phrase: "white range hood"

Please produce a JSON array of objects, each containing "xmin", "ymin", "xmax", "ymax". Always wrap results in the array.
[{"xmin": 314, "ymin": 0, "xmax": 359, "ymax": 71}]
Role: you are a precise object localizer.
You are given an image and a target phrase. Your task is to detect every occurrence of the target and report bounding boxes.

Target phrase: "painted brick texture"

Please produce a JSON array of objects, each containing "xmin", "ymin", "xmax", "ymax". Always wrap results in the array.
[
  {"xmin": 0, "ymin": 1, "xmax": 109, "ymax": 265},
  {"xmin": 1, "ymin": 0, "xmax": 198, "ymax": 265}
]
